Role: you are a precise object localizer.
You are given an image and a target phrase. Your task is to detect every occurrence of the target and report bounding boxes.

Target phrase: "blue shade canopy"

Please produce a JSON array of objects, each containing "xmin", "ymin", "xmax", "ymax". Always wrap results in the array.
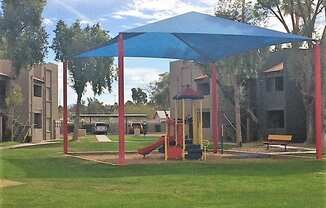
[{"xmin": 78, "ymin": 11, "xmax": 309, "ymax": 63}]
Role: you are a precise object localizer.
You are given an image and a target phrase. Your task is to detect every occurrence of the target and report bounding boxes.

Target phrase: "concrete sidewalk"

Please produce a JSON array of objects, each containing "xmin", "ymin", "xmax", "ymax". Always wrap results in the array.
[
  {"xmin": 0, "ymin": 140, "xmax": 60, "ymax": 150},
  {"xmin": 95, "ymin": 135, "xmax": 112, "ymax": 142}
]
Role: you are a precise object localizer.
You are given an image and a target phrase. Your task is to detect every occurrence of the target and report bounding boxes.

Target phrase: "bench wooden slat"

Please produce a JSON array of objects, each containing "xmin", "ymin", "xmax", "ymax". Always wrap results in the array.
[
  {"xmin": 264, "ymin": 134, "xmax": 292, "ymax": 151},
  {"xmin": 267, "ymin": 134, "xmax": 292, "ymax": 142}
]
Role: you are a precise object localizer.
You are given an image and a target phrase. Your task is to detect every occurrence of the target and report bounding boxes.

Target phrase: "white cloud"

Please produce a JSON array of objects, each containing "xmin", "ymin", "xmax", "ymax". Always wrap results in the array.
[
  {"xmin": 111, "ymin": 0, "xmax": 216, "ymax": 22},
  {"xmin": 79, "ymin": 19, "xmax": 93, "ymax": 25},
  {"xmin": 98, "ymin": 17, "xmax": 108, "ymax": 22},
  {"xmin": 57, "ymin": 61, "xmax": 163, "ymax": 105},
  {"xmin": 43, "ymin": 18, "xmax": 55, "ymax": 26},
  {"xmin": 125, "ymin": 66, "xmax": 161, "ymax": 86},
  {"xmin": 53, "ymin": 0, "xmax": 94, "ymax": 24}
]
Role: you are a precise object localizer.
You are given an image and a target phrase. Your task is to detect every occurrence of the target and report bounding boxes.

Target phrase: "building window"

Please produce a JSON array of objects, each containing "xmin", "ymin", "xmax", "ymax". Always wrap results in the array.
[
  {"xmin": 265, "ymin": 77, "xmax": 284, "ymax": 92},
  {"xmin": 267, "ymin": 110, "xmax": 284, "ymax": 128},
  {"xmin": 275, "ymin": 77, "xmax": 284, "ymax": 91},
  {"xmin": 202, "ymin": 112, "xmax": 210, "ymax": 128},
  {"xmin": 265, "ymin": 78, "xmax": 273, "ymax": 92},
  {"xmin": 197, "ymin": 83, "xmax": 210, "ymax": 95},
  {"xmin": 0, "ymin": 83, "xmax": 5, "ymax": 105},
  {"xmin": 34, "ymin": 113, "xmax": 42, "ymax": 129},
  {"xmin": 34, "ymin": 84, "xmax": 42, "ymax": 97}
]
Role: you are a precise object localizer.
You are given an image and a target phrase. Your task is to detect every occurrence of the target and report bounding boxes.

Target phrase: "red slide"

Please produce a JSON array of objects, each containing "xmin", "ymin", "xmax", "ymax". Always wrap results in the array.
[{"xmin": 138, "ymin": 136, "xmax": 165, "ymax": 156}]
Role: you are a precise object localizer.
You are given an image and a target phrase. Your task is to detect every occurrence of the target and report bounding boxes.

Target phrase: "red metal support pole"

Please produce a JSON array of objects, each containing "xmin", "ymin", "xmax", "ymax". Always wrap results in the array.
[
  {"xmin": 314, "ymin": 43, "xmax": 324, "ymax": 160},
  {"xmin": 211, "ymin": 63, "xmax": 220, "ymax": 153},
  {"xmin": 118, "ymin": 33, "xmax": 125, "ymax": 164},
  {"xmin": 63, "ymin": 61, "xmax": 68, "ymax": 154}
]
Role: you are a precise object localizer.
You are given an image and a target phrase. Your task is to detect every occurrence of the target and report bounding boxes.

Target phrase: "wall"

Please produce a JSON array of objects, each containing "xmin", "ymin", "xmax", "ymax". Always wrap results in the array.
[
  {"xmin": 0, "ymin": 60, "xmax": 58, "ymax": 142},
  {"xmin": 255, "ymin": 51, "xmax": 306, "ymax": 141}
]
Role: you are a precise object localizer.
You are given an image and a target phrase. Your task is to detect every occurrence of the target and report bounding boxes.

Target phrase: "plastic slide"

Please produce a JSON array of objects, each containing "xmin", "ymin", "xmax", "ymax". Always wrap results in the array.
[{"xmin": 138, "ymin": 136, "xmax": 165, "ymax": 156}]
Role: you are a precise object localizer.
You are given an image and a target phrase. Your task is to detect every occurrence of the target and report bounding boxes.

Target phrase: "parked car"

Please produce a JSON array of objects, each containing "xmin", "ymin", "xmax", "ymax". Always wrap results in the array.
[{"xmin": 93, "ymin": 122, "xmax": 108, "ymax": 135}]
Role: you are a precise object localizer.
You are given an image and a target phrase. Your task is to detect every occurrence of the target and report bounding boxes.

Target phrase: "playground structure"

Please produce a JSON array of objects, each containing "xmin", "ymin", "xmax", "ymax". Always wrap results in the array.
[
  {"xmin": 138, "ymin": 85, "xmax": 206, "ymax": 160},
  {"xmin": 62, "ymin": 12, "xmax": 323, "ymax": 164}
]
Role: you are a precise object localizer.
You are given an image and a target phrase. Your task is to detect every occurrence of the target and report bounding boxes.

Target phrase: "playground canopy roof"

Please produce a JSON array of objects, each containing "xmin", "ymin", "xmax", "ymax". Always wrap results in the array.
[{"xmin": 78, "ymin": 11, "xmax": 310, "ymax": 63}]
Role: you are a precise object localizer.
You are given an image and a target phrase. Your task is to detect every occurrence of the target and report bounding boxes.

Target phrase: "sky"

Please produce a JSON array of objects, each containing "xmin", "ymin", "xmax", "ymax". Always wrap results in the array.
[
  {"xmin": 43, "ymin": 0, "xmax": 224, "ymax": 106},
  {"xmin": 23, "ymin": 0, "xmax": 326, "ymax": 105}
]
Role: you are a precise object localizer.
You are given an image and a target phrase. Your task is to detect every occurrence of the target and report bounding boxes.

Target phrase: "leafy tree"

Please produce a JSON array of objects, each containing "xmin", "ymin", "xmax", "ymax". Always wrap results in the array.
[
  {"xmin": 131, "ymin": 88, "xmax": 147, "ymax": 104},
  {"xmin": 215, "ymin": 0, "xmax": 268, "ymax": 144},
  {"xmin": 51, "ymin": 20, "xmax": 116, "ymax": 140},
  {"xmin": 148, "ymin": 72, "xmax": 170, "ymax": 110},
  {"xmin": 84, "ymin": 97, "xmax": 115, "ymax": 114},
  {"xmin": 215, "ymin": 0, "xmax": 267, "ymax": 24},
  {"xmin": 255, "ymin": 0, "xmax": 324, "ymax": 37},
  {"xmin": 255, "ymin": 0, "xmax": 325, "ymax": 143},
  {"xmin": 0, "ymin": 0, "xmax": 48, "ymax": 73},
  {"xmin": 5, "ymin": 85, "xmax": 23, "ymax": 141},
  {"xmin": 124, "ymin": 102, "xmax": 156, "ymax": 118}
]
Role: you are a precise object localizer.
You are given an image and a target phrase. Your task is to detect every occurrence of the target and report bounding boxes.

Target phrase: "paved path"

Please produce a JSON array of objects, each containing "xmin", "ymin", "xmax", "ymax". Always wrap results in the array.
[
  {"xmin": 96, "ymin": 135, "xmax": 112, "ymax": 142},
  {"xmin": 269, "ymin": 144, "xmax": 315, "ymax": 151},
  {"xmin": 0, "ymin": 141, "xmax": 60, "ymax": 150}
]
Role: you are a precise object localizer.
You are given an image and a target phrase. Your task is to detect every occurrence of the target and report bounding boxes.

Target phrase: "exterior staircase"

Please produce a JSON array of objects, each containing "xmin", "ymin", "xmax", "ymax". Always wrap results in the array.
[{"xmin": 13, "ymin": 122, "xmax": 31, "ymax": 142}]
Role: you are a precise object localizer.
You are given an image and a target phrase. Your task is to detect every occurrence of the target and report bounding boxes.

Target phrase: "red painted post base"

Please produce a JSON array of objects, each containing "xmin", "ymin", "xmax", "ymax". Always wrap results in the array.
[
  {"xmin": 118, "ymin": 33, "xmax": 126, "ymax": 165},
  {"xmin": 314, "ymin": 43, "xmax": 324, "ymax": 160},
  {"xmin": 211, "ymin": 63, "xmax": 220, "ymax": 153},
  {"xmin": 63, "ymin": 61, "xmax": 68, "ymax": 154}
]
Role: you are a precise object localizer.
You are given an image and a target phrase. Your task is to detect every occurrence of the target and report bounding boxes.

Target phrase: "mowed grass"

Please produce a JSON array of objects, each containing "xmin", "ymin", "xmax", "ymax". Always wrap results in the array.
[
  {"xmin": 0, "ymin": 141, "xmax": 19, "ymax": 147},
  {"xmin": 0, "ymin": 137, "xmax": 325, "ymax": 208},
  {"xmin": 69, "ymin": 135, "xmax": 160, "ymax": 152}
]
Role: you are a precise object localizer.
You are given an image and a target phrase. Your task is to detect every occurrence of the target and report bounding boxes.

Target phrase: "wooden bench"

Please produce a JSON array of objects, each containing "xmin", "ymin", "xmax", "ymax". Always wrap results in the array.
[{"xmin": 264, "ymin": 134, "xmax": 292, "ymax": 151}]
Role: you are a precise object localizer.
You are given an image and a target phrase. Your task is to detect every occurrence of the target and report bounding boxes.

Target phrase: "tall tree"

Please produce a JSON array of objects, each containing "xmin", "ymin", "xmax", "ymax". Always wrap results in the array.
[
  {"xmin": 51, "ymin": 20, "xmax": 116, "ymax": 140},
  {"xmin": 148, "ymin": 72, "xmax": 170, "ymax": 110},
  {"xmin": 215, "ymin": 0, "xmax": 268, "ymax": 145},
  {"xmin": 0, "ymin": 0, "xmax": 48, "ymax": 73},
  {"xmin": 256, "ymin": 0, "xmax": 324, "ymax": 38},
  {"xmin": 85, "ymin": 97, "xmax": 115, "ymax": 113},
  {"xmin": 255, "ymin": 0, "xmax": 325, "ymax": 143},
  {"xmin": 131, "ymin": 88, "xmax": 147, "ymax": 104},
  {"xmin": 5, "ymin": 85, "xmax": 23, "ymax": 141}
]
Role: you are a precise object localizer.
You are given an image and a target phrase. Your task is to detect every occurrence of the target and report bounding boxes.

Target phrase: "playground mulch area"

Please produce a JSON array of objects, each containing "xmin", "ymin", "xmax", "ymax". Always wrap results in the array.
[
  {"xmin": 65, "ymin": 137, "xmax": 319, "ymax": 165},
  {"xmin": 69, "ymin": 152, "xmax": 238, "ymax": 165},
  {"xmin": 229, "ymin": 143, "xmax": 316, "ymax": 156},
  {"xmin": 71, "ymin": 147, "xmax": 311, "ymax": 165},
  {"xmin": 231, "ymin": 146, "xmax": 312, "ymax": 153}
]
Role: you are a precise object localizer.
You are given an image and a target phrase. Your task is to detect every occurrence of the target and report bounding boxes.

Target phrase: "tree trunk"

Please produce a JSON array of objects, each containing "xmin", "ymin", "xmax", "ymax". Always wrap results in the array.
[
  {"xmin": 234, "ymin": 76, "xmax": 242, "ymax": 146},
  {"xmin": 73, "ymin": 94, "xmax": 82, "ymax": 141},
  {"xmin": 305, "ymin": 101, "xmax": 315, "ymax": 144},
  {"xmin": 246, "ymin": 116, "xmax": 250, "ymax": 142},
  {"xmin": 246, "ymin": 82, "xmax": 251, "ymax": 142},
  {"xmin": 10, "ymin": 111, "xmax": 14, "ymax": 142}
]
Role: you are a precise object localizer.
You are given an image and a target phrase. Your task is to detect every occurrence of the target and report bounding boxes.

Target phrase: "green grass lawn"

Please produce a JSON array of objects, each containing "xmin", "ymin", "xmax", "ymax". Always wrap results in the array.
[
  {"xmin": 0, "ymin": 141, "xmax": 19, "ymax": 147},
  {"xmin": 0, "ymin": 137, "xmax": 325, "ymax": 208},
  {"xmin": 69, "ymin": 135, "xmax": 160, "ymax": 152}
]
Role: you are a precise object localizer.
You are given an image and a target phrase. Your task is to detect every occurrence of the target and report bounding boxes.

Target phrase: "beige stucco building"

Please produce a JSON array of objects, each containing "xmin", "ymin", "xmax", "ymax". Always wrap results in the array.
[
  {"xmin": 169, "ymin": 60, "xmax": 234, "ymax": 141},
  {"xmin": 0, "ymin": 60, "xmax": 58, "ymax": 142},
  {"xmin": 169, "ymin": 60, "xmax": 213, "ymax": 140}
]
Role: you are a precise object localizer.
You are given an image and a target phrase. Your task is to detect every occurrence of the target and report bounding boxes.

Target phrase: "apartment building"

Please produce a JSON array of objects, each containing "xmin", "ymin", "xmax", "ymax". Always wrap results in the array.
[
  {"xmin": 0, "ymin": 60, "xmax": 58, "ymax": 142},
  {"xmin": 255, "ymin": 51, "xmax": 306, "ymax": 141},
  {"xmin": 169, "ymin": 60, "xmax": 234, "ymax": 141},
  {"xmin": 169, "ymin": 51, "xmax": 308, "ymax": 142}
]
